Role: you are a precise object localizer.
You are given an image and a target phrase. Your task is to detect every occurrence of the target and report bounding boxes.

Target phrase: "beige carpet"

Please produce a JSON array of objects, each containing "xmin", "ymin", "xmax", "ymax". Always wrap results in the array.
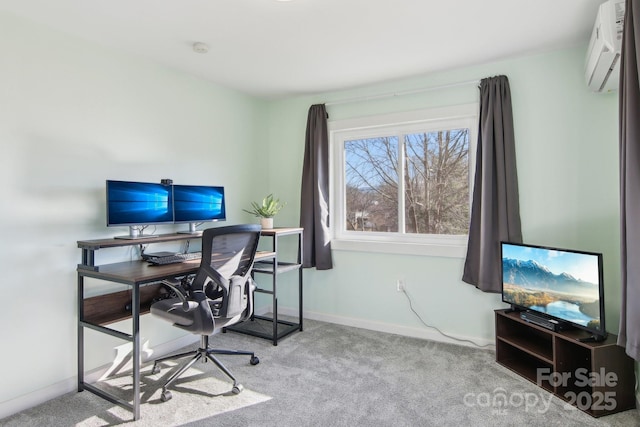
[
  {"xmin": 2, "ymin": 319, "xmax": 638, "ymax": 427},
  {"xmin": 3, "ymin": 360, "xmax": 271, "ymax": 427}
]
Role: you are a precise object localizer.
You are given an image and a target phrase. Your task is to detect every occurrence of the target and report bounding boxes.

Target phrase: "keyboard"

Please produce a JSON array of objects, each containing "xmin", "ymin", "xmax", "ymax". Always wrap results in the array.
[{"xmin": 147, "ymin": 252, "xmax": 202, "ymax": 265}]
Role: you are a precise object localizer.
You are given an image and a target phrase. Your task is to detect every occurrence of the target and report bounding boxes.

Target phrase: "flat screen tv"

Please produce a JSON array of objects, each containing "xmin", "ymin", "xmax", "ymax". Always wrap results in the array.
[
  {"xmin": 501, "ymin": 242, "xmax": 607, "ymax": 341},
  {"xmin": 106, "ymin": 180, "xmax": 174, "ymax": 239},
  {"xmin": 172, "ymin": 184, "xmax": 226, "ymax": 234}
]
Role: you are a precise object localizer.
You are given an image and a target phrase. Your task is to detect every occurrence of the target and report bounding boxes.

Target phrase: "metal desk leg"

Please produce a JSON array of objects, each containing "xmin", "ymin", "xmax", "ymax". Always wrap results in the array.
[
  {"xmin": 77, "ymin": 275, "xmax": 84, "ymax": 392},
  {"xmin": 298, "ymin": 231, "xmax": 303, "ymax": 331},
  {"xmin": 272, "ymin": 239, "xmax": 278, "ymax": 346},
  {"xmin": 132, "ymin": 284, "xmax": 141, "ymax": 420},
  {"xmin": 299, "ymin": 265, "xmax": 303, "ymax": 332}
]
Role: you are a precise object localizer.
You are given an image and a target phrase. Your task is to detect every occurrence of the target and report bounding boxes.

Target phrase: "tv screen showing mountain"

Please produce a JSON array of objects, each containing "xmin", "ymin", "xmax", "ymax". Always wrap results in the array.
[{"xmin": 501, "ymin": 243, "xmax": 602, "ymax": 329}]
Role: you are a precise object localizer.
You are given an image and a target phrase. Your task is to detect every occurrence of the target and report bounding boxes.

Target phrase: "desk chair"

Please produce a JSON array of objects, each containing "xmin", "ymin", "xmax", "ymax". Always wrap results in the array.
[{"xmin": 150, "ymin": 224, "xmax": 261, "ymax": 402}]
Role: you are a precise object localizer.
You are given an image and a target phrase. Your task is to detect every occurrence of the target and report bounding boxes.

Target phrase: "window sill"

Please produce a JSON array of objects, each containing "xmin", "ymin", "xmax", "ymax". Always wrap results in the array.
[{"xmin": 331, "ymin": 238, "xmax": 467, "ymax": 258}]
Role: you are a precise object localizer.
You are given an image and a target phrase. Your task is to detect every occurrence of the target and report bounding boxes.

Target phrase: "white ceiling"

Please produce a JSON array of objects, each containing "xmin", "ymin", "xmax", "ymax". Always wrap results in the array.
[{"xmin": 0, "ymin": 0, "xmax": 604, "ymax": 98}]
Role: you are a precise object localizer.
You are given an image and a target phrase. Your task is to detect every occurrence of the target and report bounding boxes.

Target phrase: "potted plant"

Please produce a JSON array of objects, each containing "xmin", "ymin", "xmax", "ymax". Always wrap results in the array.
[{"xmin": 243, "ymin": 194, "xmax": 285, "ymax": 229}]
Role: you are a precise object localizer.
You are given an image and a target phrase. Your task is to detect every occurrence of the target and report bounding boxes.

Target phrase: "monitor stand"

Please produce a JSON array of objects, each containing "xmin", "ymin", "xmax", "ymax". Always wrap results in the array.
[
  {"xmin": 114, "ymin": 226, "xmax": 159, "ymax": 240},
  {"xmin": 178, "ymin": 222, "xmax": 203, "ymax": 236}
]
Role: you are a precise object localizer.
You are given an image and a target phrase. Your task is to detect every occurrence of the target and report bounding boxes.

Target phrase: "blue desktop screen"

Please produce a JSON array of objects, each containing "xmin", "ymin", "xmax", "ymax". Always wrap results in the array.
[
  {"xmin": 173, "ymin": 185, "xmax": 226, "ymax": 223},
  {"xmin": 106, "ymin": 180, "xmax": 174, "ymax": 226}
]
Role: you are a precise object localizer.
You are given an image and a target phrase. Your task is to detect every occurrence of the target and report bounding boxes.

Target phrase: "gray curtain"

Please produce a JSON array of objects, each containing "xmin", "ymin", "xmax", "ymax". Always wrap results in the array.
[
  {"xmin": 618, "ymin": 0, "xmax": 640, "ymax": 361},
  {"xmin": 462, "ymin": 75, "xmax": 522, "ymax": 292},
  {"xmin": 300, "ymin": 104, "xmax": 333, "ymax": 270}
]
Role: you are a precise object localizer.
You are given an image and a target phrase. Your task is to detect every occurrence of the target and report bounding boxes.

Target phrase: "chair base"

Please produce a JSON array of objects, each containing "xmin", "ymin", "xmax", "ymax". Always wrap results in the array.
[{"xmin": 151, "ymin": 335, "xmax": 259, "ymax": 402}]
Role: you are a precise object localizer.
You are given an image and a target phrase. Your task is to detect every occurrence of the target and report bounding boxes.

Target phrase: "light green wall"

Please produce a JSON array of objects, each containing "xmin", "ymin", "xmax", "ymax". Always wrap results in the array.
[
  {"xmin": 1, "ymin": 8, "xmax": 635, "ymax": 416},
  {"xmin": 263, "ymin": 46, "xmax": 622, "ymax": 346},
  {"xmin": 0, "ymin": 11, "xmax": 268, "ymax": 407}
]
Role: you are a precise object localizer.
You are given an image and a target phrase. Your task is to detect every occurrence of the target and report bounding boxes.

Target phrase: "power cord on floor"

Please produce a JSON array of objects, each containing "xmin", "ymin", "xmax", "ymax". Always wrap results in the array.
[{"xmin": 400, "ymin": 286, "xmax": 494, "ymax": 349}]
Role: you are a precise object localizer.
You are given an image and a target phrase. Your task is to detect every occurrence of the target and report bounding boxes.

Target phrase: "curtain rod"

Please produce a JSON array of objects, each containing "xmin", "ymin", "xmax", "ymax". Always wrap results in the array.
[{"xmin": 324, "ymin": 79, "xmax": 480, "ymax": 107}]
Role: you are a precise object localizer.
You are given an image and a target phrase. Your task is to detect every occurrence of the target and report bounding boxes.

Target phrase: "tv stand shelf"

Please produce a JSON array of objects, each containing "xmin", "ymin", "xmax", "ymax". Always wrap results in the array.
[{"xmin": 495, "ymin": 309, "xmax": 635, "ymax": 417}]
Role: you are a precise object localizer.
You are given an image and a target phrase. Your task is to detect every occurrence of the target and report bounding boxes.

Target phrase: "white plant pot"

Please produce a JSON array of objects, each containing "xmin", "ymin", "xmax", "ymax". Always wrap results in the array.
[{"xmin": 260, "ymin": 217, "xmax": 274, "ymax": 229}]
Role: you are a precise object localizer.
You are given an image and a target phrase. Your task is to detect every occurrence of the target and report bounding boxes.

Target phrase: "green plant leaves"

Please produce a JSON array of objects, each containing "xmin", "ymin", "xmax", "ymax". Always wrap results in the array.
[{"xmin": 243, "ymin": 194, "xmax": 285, "ymax": 218}]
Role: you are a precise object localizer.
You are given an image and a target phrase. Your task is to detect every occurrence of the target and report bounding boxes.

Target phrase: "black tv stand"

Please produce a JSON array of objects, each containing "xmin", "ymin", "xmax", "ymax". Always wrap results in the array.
[{"xmin": 495, "ymin": 309, "xmax": 635, "ymax": 417}]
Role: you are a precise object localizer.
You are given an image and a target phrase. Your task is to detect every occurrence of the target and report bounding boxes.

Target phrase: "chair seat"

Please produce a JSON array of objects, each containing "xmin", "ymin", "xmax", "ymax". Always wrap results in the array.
[
  {"xmin": 151, "ymin": 298, "xmax": 237, "ymax": 334},
  {"xmin": 150, "ymin": 299, "xmax": 200, "ymax": 328}
]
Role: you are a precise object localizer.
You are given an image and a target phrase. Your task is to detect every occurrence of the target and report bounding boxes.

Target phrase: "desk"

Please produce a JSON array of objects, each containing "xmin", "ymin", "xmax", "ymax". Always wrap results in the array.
[
  {"xmin": 77, "ymin": 234, "xmax": 203, "ymax": 420},
  {"xmin": 226, "ymin": 227, "xmax": 303, "ymax": 345},
  {"xmin": 77, "ymin": 232, "xmax": 279, "ymax": 419}
]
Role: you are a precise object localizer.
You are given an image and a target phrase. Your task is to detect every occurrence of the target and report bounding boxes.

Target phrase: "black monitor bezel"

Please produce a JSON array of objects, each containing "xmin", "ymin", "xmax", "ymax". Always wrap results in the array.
[
  {"xmin": 105, "ymin": 179, "xmax": 175, "ymax": 227},
  {"xmin": 172, "ymin": 184, "xmax": 226, "ymax": 224},
  {"xmin": 500, "ymin": 241, "xmax": 606, "ymax": 338}
]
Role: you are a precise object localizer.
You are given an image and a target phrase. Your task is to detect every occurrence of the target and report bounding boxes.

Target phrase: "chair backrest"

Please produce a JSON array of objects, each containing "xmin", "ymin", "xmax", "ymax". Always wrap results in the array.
[
  {"xmin": 192, "ymin": 224, "xmax": 261, "ymax": 320},
  {"xmin": 201, "ymin": 224, "xmax": 261, "ymax": 279}
]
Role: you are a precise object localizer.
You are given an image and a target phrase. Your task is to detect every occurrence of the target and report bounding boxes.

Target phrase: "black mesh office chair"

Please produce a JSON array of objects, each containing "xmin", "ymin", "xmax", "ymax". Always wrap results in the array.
[{"xmin": 150, "ymin": 224, "xmax": 261, "ymax": 402}]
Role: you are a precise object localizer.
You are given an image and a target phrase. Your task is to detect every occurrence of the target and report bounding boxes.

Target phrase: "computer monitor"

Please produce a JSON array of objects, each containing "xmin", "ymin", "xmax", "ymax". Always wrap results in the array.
[
  {"xmin": 501, "ymin": 241, "xmax": 606, "ymax": 341},
  {"xmin": 106, "ymin": 180, "xmax": 174, "ymax": 239},
  {"xmin": 172, "ymin": 185, "xmax": 226, "ymax": 234}
]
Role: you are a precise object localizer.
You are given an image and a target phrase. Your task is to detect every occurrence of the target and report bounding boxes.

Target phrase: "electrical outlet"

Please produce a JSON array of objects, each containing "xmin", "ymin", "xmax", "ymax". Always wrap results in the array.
[{"xmin": 396, "ymin": 279, "xmax": 405, "ymax": 292}]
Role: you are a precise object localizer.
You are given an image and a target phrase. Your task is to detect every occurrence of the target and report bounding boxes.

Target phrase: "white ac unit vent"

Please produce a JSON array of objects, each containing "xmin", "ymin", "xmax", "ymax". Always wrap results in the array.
[{"xmin": 585, "ymin": 0, "xmax": 625, "ymax": 93}]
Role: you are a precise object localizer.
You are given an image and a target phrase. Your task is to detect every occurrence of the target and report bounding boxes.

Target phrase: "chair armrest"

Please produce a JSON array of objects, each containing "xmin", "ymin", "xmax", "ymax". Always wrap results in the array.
[{"xmin": 161, "ymin": 279, "xmax": 190, "ymax": 311}]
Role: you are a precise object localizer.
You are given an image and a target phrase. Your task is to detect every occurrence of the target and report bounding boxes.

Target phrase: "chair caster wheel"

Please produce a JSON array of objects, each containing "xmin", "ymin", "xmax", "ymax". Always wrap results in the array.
[
  {"xmin": 232, "ymin": 384, "xmax": 244, "ymax": 394},
  {"xmin": 161, "ymin": 389, "xmax": 172, "ymax": 402},
  {"xmin": 151, "ymin": 364, "xmax": 161, "ymax": 375},
  {"xmin": 250, "ymin": 356, "xmax": 260, "ymax": 365}
]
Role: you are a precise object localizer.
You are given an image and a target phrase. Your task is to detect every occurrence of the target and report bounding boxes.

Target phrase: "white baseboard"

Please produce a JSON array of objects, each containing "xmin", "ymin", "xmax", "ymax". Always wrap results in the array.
[
  {"xmin": 1, "ymin": 305, "xmax": 490, "ymax": 420},
  {"xmin": 277, "ymin": 307, "xmax": 495, "ymax": 349},
  {"xmin": 0, "ymin": 307, "xmax": 276, "ymax": 421},
  {"xmin": 0, "ymin": 377, "xmax": 77, "ymax": 421},
  {"xmin": 0, "ymin": 334, "xmax": 199, "ymax": 421},
  {"xmin": 83, "ymin": 334, "xmax": 200, "ymax": 384}
]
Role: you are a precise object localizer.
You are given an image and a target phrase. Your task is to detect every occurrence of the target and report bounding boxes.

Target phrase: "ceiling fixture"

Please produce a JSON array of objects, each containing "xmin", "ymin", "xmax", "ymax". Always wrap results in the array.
[{"xmin": 192, "ymin": 42, "xmax": 209, "ymax": 54}]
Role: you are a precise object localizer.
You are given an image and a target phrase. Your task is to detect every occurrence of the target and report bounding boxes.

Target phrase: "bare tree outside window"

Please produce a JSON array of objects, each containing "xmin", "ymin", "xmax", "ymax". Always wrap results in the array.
[
  {"xmin": 344, "ymin": 129, "xmax": 469, "ymax": 235},
  {"xmin": 345, "ymin": 137, "xmax": 399, "ymax": 232}
]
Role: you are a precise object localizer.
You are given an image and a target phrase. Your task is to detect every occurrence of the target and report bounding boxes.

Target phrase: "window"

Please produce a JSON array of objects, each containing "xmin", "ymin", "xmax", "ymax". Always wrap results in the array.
[{"xmin": 329, "ymin": 104, "xmax": 478, "ymax": 257}]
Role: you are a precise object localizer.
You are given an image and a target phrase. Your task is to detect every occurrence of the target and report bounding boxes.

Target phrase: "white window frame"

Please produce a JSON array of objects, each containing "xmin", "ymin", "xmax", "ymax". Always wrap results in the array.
[{"xmin": 329, "ymin": 103, "xmax": 478, "ymax": 258}]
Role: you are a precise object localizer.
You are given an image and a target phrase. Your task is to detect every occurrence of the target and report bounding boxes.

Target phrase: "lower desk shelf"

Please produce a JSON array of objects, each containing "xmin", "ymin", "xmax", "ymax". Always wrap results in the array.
[{"xmin": 225, "ymin": 315, "xmax": 301, "ymax": 342}]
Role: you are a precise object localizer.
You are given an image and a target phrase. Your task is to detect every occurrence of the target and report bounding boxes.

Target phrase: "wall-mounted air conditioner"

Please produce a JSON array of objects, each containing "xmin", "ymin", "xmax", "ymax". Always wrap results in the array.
[{"xmin": 585, "ymin": 0, "xmax": 625, "ymax": 93}]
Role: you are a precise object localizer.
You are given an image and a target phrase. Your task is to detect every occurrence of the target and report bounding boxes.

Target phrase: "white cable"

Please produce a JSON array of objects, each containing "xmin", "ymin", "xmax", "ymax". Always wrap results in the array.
[{"xmin": 401, "ymin": 287, "xmax": 493, "ymax": 349}]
